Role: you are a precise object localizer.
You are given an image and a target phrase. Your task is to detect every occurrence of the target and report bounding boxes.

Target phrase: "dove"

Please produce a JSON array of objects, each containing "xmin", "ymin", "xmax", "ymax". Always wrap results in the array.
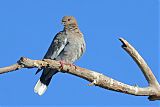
[{"xmin": 34, "ymin": 16, "xmax": 86, "ymax": 95}]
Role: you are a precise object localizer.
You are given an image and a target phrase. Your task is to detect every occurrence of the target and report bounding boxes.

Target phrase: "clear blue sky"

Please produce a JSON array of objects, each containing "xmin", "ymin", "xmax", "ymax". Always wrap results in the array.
[{"xmin": 0, "ymin": 0, "xmax": 159, "ymax": 106}]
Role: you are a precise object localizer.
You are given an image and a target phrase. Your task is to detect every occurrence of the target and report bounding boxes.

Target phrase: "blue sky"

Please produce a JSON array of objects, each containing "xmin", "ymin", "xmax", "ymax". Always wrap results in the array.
[{"xmin": 0, "ymin": 0, "xmax": 159, "ymax": 106}]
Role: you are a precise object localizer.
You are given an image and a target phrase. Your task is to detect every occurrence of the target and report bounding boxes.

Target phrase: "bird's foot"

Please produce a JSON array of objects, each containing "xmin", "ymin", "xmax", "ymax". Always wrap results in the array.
[
  {"xmin": 72, "ymin": 64, "xmax": 77, "ymax": 70},
  {"xmin": 66, "ymin": 63, "xmax": 77, "ymax": 70},
  {"xmin": 59, "ymin": 60, "xmax": 66, "ymax": 70},
  {"xmin": 59, "ymin": 60, "xmax": 77, "ymax": 70}
]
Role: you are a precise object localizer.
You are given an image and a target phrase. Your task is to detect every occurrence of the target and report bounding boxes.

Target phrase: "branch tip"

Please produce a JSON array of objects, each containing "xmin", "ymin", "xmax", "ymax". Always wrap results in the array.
[
  {"xmin": 148, "ymin": 95, "xmax": 160, "ymax": 101},
  {"xmin": 88, "ymin": 79, "xmax": 97, "ymax": 86},
  {"xmin": 119, "ymin": 37, "xmax": 127, "ymax": 48}
]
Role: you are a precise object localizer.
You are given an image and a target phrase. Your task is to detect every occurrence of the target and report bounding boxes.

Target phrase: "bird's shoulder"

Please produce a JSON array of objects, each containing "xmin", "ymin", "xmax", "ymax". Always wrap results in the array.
[
  {"xmin": 43, "ymin": 31, "xmax": 68, "ymax": 59},
  {"xmin": 54, "ymin": 31, "xmax": 66, "ymax": 38}
]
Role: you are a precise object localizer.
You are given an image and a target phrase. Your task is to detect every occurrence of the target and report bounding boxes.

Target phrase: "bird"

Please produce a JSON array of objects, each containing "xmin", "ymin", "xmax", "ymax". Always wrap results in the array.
[{"xmin": 34, "ymin": 16, "xmax": 86, "ymax": 96}]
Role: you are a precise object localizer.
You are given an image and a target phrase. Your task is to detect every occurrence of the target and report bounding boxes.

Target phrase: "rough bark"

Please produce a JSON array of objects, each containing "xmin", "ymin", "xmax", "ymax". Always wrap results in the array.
[{"xmin": 0, "ymin": 38, "xmax": 159, "ymax": 101}]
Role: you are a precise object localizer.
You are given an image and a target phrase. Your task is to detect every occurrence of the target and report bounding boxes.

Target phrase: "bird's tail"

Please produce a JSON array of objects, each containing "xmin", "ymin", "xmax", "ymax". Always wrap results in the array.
[
  {"xmin": 34, "ymin": 79, "xmax": 48, "ymax": 96},
  {"xmin": 34, "ymin": 68, "xmax": 58, "ymax": 96}
]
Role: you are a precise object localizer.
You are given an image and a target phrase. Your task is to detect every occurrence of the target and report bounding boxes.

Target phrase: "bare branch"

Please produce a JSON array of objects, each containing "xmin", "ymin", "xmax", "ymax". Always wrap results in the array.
[
  {"xmin": 0, "ymin": 38, "xmax": 159, "ymax": 101},
  {"xmin": 119, "ymin": 38, "xmax": 160, "ymax": 100},
  {"xmin": 119, "ymin": 38, "xmax": 160, "ymax": 89},
  {"xmin": 0, "ymin": 64, "xmax": 20, "ymax": 74},
  {"xmin": 0, "ymin": 57, "xmax": 159, "ymax": 100}
]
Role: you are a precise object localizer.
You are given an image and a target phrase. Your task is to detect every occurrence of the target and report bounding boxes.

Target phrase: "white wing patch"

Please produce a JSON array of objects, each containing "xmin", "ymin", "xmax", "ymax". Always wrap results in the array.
[{"xmin": 51, "ymin": 38, "xmax": 67, "ymax": 59}]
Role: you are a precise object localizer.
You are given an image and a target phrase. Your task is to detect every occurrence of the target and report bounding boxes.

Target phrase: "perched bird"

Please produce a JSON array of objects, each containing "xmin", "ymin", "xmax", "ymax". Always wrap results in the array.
[{"xmin": 34, "ymin": 16, "xmax": 86, "ymax": 95}]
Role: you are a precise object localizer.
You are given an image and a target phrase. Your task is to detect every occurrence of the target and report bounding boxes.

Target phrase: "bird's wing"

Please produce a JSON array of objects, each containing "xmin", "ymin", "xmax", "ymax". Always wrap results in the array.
[
  {"xmin": 44, "ymin": 31, "xmax": 68, "ymax": 59},
  {"xmin": 36, "ymin": 31, "xmax": 68, "ymax": 74}
]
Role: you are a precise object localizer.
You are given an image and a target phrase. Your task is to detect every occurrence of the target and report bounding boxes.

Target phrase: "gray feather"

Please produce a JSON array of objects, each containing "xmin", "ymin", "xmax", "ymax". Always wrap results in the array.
[{"xmin": 34, "ymin": 16, "xmax": 86, "ymax": 96}]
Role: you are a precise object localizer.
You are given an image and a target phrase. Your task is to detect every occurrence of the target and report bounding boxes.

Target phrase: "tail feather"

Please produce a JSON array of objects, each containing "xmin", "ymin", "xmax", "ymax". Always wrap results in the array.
[
  {"xmin": 34, "ymin": 80, "xmax": 47, "ymax": 96},
  {"xmin": 34, "ymin": 69, "xmax": 58, "ymax": 95}
]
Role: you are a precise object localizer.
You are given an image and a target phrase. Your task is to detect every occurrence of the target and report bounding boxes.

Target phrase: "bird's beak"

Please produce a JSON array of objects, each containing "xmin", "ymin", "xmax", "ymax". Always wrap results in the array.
[{"xmin": 61, "ymin": 21, "xmax": 66, "ymax": 25}]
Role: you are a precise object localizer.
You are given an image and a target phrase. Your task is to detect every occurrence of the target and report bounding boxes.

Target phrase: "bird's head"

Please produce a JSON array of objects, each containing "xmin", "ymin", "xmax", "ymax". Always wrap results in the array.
[{"xmin": 61, "ymin": 16, "xmax": 78, "ymax": 27}]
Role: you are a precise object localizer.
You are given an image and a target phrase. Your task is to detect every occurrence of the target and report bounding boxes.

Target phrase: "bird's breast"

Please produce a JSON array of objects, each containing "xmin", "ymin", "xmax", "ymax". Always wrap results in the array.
[{"xmin": 56, "ymin": 35, "xmax": 85, "ymax": 63}]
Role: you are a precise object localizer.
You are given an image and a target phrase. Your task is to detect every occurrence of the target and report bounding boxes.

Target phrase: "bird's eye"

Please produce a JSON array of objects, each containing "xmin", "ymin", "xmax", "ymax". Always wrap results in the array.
[{"xmin": 68, "ymin": 19, "xmax": 71, "ymax": 21}]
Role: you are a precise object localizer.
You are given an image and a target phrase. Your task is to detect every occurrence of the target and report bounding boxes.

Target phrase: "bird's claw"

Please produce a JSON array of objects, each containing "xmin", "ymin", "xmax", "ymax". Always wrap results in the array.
[
  {"xmin": 72, "ymin": 64, "xmax": 77, "ymax": 69},
  {"xmin": 59, "ymin": 60, "xmax": 77, "ymax": 71},
  {"xmin": 59, "ymin": 60, "xmax": 65, "ymax": 70}
]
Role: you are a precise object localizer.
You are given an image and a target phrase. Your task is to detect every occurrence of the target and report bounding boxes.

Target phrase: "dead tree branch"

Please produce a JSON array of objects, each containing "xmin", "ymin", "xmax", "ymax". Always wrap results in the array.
[{"xmin": 0, "ymin": 38, "xmax": 159, "ymax": 101}]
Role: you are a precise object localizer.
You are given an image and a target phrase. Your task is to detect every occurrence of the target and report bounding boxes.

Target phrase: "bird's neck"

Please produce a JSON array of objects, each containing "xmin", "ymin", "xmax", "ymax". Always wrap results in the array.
[{"xmin": 64, "ymin": 24, "xmax": 80, "ymax": 33}]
